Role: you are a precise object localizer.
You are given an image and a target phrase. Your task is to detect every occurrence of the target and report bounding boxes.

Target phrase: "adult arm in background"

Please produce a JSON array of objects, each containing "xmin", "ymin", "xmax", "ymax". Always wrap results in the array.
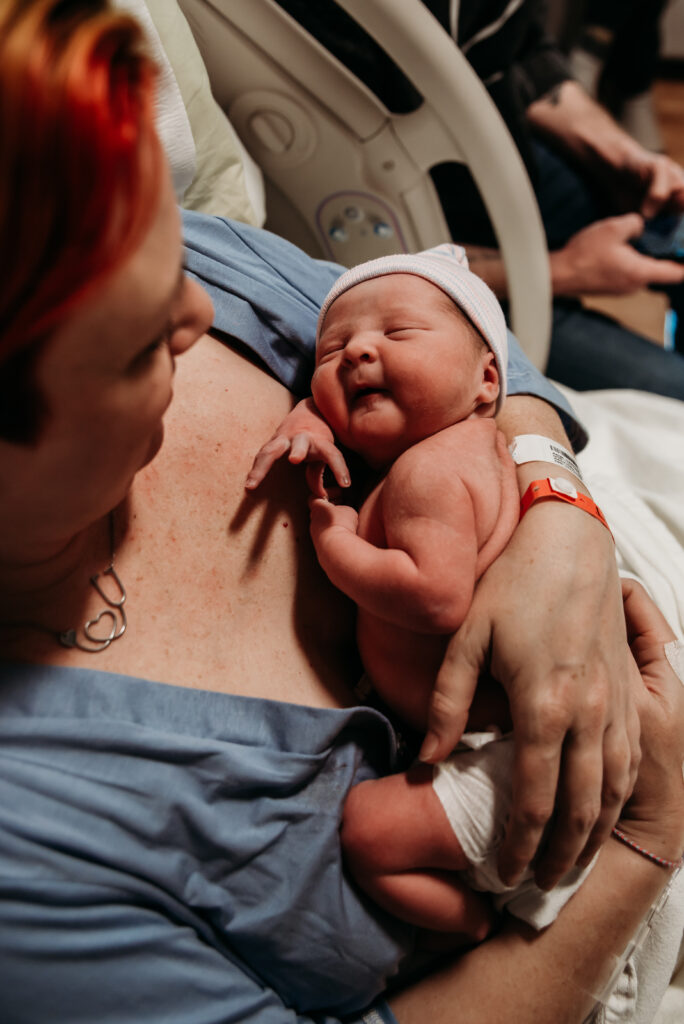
[
  {"xmin": 524, "ymin": 78, "xmax": 684, "ymax": 297},
  {"xmin": 465, "ymin": 212, "xmax": 684, "ymax": 303},
  {"xmin": 460, "ymin": 0, "xmax": 684, "ymax": 223},
  {"xmin": 453, "ymin": 1, "xmax": 684, "ymax": 300},
  {"xmin": 527, "ymin": 79, "xmax": 684, "ymax": 219},
  {"xmin": 182, "ymin": 212, "xmax": 639, "ymax": 889}
]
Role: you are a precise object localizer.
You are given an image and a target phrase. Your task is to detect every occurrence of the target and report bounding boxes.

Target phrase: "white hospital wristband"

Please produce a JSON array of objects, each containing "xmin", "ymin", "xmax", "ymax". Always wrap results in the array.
[{"xmin": 509, "ymin": 434, "xmax": 583, "ymax": 482}]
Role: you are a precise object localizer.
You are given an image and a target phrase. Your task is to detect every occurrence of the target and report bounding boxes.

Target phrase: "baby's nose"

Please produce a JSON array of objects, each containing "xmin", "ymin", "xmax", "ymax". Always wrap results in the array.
[{"xmin": 344, "ymin": 335, "xmax": 377, "ymax": 364}]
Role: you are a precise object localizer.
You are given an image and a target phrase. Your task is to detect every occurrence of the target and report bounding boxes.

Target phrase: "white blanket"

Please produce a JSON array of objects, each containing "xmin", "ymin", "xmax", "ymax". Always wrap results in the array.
[
  {"xmin": 556, "ymin": 385, "xmax": 684, "ymax": 1024},
  {"xmin": 112, "ymin": 0, "xmax": 196, "ymax": 200},
  {"xmin": 557, "ymin": 386, "xmax": 684, "ymax": 641}
]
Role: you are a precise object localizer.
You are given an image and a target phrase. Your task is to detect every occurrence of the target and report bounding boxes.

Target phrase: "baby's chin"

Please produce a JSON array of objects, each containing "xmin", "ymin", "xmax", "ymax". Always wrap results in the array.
[{"xmin": 347, "ymin": 429, "xmax": 411, "ymax": 469}]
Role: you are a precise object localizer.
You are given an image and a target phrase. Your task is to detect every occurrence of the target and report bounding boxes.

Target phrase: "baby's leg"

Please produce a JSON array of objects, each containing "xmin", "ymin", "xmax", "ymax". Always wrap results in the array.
[{"xmin": 341, "ymin": 764, "xmax": 494, "ymax": 940}]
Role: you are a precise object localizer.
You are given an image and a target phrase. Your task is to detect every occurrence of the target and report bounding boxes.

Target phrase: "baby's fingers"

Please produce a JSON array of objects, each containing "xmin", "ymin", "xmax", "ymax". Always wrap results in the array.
[
  {"xmin": 245, "ymin": 436, "xmax": 292, "ymax": 489},
  {"xmin": 305, "ymin": 462, "xmax": 328, "ymax": 499},
  {"xmin": 290, "ymin": 436, "xmax": 351, "ymax": 487},
  {"xmin": 322, "ymin": 443, "xmax": 351, "ymax": 489}
]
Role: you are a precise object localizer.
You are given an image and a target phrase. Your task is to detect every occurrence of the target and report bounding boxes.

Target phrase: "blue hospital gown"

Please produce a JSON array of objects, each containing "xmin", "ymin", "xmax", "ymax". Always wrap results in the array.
[
  {"xmin": 0, "ymin": 212, "xmax": 584, "ymax": 1023},
  {"xmin": 0, "ymin": 663, "xmax": 410, "ymax": 1022}
]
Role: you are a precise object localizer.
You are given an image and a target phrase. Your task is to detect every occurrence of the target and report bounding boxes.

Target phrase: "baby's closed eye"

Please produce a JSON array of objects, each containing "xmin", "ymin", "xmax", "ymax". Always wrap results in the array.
[{"xmin": 385, "ymin": 326, "xmax": 425, "ymax": 340}]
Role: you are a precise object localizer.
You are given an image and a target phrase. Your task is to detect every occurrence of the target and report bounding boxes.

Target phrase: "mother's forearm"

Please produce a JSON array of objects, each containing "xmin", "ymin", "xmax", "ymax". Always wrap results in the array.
[
  {"xmin": 390, "ymin": 839, "xmax": 670, "ymax": 1024},
  {"xmin": 497, "ymin": 393, "xmax": 567, "ymax": 444},
  {"xmin": 496, "ymin": 394, "xmax": 592, "ymax": 498}
]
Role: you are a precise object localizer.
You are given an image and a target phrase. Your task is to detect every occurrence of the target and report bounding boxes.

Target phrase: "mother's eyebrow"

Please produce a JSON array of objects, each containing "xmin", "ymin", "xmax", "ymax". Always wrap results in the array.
[
  {"xmin": 156, "ymin": 260, "xmax": 186, "ymax": 316},
  {"xmin": 170, "ymin": 260, "xmax": 186, "ymax": 302},
  {"xmin": 159, "ymin": 260, "xmax": 185, "ymax": 315},
  {"xmin": 144, "ymin": 261, "xmax": 186, "ymax": 343}
]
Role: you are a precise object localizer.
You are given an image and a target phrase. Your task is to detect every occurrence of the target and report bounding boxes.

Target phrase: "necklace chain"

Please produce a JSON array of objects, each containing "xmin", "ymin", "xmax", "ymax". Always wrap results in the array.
[{"xmin": 0, "ymin": 510, "xmax": 127, "ymax": 654}]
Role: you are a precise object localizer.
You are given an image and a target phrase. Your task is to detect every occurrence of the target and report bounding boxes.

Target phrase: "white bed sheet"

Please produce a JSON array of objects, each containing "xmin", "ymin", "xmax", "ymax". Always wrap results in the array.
[{"xmin": 557, "ymin": 385, "xmax": 684, "ymax": 1024}]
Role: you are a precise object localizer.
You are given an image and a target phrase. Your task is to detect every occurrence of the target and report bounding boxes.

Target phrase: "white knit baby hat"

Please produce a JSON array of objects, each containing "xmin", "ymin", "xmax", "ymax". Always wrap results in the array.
[{"xmin": 316, "ymin": 243, "xmax": 508, "ymax": 411}]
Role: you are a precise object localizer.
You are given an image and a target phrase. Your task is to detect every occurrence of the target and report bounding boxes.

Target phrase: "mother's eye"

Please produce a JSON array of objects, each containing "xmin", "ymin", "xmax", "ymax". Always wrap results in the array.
[{"xmin": 128, "ymin": 332, "xmax": 168, "ymax": 372}]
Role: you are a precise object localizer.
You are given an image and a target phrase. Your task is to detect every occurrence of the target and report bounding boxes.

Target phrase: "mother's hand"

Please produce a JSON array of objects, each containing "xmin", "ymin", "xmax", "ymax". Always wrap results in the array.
[
  {"xmin": 392, "ymin": 577, "xmax": 681, "ymax": 1024},
  {"xmin": 617, "ymin": 578, "xmax": 684, "ymax": 862},
  {"xmin": 420, "ymin": 500, "xmax": 641, "ymax": 891}
]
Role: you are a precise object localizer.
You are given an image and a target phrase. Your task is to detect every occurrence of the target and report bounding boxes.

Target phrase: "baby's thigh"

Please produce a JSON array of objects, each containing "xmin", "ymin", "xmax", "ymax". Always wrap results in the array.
[{"xmin": 341, "ymin": 764, "xmax": 467, "ymax": 870}]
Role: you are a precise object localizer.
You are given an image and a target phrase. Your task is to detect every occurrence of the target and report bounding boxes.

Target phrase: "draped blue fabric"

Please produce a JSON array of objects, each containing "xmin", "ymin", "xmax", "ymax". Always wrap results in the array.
[{"xmin": 0, "ymin": 663, "xmax": 408, "ymax": 1022}]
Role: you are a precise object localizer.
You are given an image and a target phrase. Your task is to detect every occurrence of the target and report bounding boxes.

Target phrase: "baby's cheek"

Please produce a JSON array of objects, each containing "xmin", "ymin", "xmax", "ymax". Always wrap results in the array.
[
  {"xmin": 311, "ymin": 371, "xmax": 339, "ymax": 420},
  {"xmin": 310, "ymin": 366, "xmax": 325, "ymax": 402}
]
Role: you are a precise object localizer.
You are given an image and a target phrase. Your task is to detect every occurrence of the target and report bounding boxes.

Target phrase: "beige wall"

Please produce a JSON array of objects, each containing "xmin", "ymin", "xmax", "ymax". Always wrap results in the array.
[{"xmin": 663, "ymin": 0, "xmax": 684, "ymax": 59}]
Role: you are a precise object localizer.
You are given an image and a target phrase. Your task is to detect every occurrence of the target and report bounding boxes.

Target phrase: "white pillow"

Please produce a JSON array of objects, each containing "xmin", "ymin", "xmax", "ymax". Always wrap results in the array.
[
  {"xmin": 112, "ymin": 0, "xmax": 196, "ymax": 201},
  {"xmin": 114, "ymin": 0, "xmax": 265, "ymax": 225}
]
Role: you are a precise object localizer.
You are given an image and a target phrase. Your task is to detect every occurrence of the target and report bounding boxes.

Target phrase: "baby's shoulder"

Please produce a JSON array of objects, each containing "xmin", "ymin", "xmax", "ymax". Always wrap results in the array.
[
  {"xmin": 395, "ymin": 419, "xmax": 504, "ymax": 473},
  {"xmin": 386, "ymin": 422, "xmax": 512, "ymax": 514},
  {"xmin": 385, "ymin": 427, "xmax": 476, "ymax": 497}
]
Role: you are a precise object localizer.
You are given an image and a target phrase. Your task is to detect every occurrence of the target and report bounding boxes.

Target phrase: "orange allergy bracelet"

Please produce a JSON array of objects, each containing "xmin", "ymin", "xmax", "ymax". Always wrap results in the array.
[{"xmin": 520, "ymin": 477, "xmax": 613, "ymax": 539}]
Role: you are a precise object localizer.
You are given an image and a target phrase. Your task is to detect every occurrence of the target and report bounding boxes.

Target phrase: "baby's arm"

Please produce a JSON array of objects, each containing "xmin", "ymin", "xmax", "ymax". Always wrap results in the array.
[
  {"xmin": 245, "ymin": 397, "xmax": 350, "ymax": 497},
  {"xmin": 310, "ymin": 460, "xmax": 478, "ymax": 633}
]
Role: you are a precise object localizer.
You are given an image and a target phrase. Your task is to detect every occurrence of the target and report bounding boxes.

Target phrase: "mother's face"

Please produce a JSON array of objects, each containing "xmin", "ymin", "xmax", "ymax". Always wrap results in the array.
[{"xmin": 4, "ymin": 168, "xmax": 213, "ymax": 541}]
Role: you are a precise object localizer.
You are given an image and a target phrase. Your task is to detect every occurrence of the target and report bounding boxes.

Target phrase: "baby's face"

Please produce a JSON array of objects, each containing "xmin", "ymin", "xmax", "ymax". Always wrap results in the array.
[{"xmin": 312, "ymin": 274, "xmax": 498, "ymax": 467}]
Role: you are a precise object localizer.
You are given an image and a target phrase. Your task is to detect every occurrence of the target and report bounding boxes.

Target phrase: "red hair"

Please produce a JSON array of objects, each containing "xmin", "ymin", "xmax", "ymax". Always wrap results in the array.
[{"xmin": 0, "ymin": 0, "xmax": 161, "ymax": 369}]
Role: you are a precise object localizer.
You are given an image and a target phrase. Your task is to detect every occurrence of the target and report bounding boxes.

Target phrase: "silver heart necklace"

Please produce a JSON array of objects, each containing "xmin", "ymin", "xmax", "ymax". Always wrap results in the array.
[{"xmin": 1, "ymin": 511, "xmax": 127, "ymax": 654}]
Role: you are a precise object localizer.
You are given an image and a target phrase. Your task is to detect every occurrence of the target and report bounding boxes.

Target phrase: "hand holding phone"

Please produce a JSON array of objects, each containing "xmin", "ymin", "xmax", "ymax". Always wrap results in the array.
[{"xmin": 633, "ymin": 213, "xmax": 684, "ymax": 262}]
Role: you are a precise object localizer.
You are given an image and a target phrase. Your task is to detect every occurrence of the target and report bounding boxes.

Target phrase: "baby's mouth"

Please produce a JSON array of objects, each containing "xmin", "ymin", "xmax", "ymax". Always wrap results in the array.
[{"xmin": 350, "ymin": 386, "xmax": 386, "ymax": 408}]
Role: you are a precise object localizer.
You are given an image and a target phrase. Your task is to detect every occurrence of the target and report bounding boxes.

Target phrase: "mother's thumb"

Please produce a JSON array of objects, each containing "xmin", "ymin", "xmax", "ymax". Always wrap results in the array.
[{"xmin": 419, "ymin": 633, "xmax": 480, "ymax": 763}]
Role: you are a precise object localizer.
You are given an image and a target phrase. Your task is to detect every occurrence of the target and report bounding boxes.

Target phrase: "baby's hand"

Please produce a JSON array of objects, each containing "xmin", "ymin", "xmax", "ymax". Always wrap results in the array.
[
  {"xmin": 308, "ymin": 497, "xmax": 359, "ymax": 551},
  {"xmin": 245, "ymin": 398, "xmax": 350, "ymax": 498}
]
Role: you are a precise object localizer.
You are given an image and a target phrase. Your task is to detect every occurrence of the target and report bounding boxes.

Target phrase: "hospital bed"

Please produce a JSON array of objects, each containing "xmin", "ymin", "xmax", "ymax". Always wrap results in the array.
[
  {"xmin": 154, "ymin": 0, "xmax": 553, "ymax": 370},
  {"xmin": 123, "ymin": 3, "xmax": 684, "ymax": 1019}
]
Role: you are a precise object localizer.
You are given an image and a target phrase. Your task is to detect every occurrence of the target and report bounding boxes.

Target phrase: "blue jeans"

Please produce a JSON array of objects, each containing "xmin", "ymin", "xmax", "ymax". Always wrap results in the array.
[
  {"xmin": 530, "ymin": 140, "xmax": 684, "ymax": 398},
  {"xmin": 545, "ymin": 299, "xmax": 684, "ymax": 397}
]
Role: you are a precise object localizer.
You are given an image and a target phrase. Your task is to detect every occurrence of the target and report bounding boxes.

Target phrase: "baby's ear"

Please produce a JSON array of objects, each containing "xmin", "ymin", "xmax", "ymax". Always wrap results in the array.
[{"xmin": 475, "ymin": 350, "xmax": 500, "ymax": 408}]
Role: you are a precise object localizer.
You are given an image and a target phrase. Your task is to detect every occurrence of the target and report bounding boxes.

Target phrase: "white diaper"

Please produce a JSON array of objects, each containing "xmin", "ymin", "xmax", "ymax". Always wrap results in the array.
[{"xmin": 432, "ymin": 730, "xmax": 594, "ymax": 929}]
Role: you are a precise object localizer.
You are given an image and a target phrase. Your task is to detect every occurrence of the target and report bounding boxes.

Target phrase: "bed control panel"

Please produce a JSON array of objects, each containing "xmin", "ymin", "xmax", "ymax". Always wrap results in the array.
[{"xmin": 316, "ymin": 191, "xmax": 407, "ymax": 264}]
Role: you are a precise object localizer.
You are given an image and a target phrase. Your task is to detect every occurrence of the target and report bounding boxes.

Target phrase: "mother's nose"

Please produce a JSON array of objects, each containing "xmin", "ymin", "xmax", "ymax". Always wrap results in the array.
[{"xmin": 168, "ymin": 277, "xmax": 214, "ymax": 358}]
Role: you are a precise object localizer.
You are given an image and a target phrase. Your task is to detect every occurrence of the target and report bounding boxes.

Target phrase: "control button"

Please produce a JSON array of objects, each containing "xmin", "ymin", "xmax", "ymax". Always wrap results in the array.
[
  {"xmin": 373, "ymin": 221, "xmax": 394, "ymax": 239},
  {"xmin": 329, "ymin": 222, "xmax": 349, "ymax": 243},
  {"xmin": 249, "ymin": 111, "xmax": 294, "ymax": 154},
  {"xmin": 232, "ymin": 91, "xmax": 316, "ymax": 168}
]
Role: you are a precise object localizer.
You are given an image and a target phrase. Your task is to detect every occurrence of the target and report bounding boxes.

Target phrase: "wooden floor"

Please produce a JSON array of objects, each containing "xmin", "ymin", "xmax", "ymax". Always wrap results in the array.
[
  {"xmin": 583, "ymin": 78, "xmax": 684, "ymax": 344},
  {"xmin": 654, "ymin": 78, "xmax": 684, "ymax": 164}
]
